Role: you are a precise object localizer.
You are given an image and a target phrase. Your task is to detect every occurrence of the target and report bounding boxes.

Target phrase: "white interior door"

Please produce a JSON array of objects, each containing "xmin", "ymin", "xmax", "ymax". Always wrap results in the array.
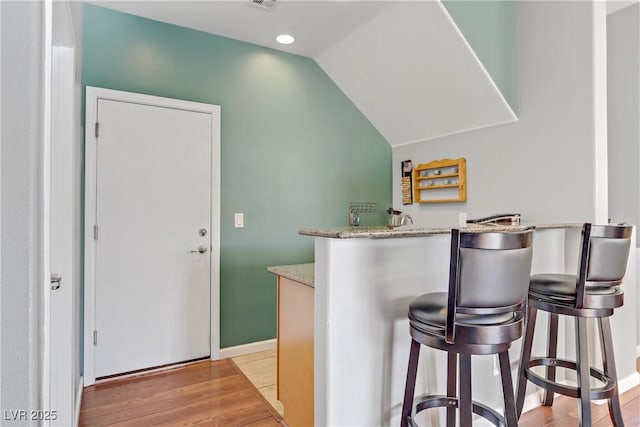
[{"xmin": 94, "ymin": 98, "xmax": 213, "ymax": 378}]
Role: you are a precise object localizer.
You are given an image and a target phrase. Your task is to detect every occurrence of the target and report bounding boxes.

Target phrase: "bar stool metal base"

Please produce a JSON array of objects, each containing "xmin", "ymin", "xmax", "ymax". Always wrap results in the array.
[
  {"xmin": 515, "ymin": 224, "xmax": 632, "ymax": 427},
  {"xmin": 515, "ymin": 304, "xmax": 625, "ymax": 427},
  {"xmin": 402, "ymin": 336, "xmax": 519, "ymax": 427},
  {"xmin": 407, "ymin": 395, "xmax": 507, "ymax": 427},
  {"xmin": 524, "ymin": 357, "xmax": 617, "ymax": 400}
]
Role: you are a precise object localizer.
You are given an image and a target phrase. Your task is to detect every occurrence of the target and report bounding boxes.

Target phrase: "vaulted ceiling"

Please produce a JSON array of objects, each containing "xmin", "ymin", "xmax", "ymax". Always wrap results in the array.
[{"xmin": 91, "ymin": 0, "xmax": 518, "ymax": 146}]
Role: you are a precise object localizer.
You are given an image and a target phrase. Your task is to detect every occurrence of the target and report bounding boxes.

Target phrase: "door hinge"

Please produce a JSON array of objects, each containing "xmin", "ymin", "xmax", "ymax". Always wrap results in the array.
[
  {"xmin": 93, "ymin": 224, "xmax": 99, "ymax": 240},
  {"xmin": 95, "ymin": 122, "xmax": 99, "ymax": 138},
  {"xmin": 93, "ymin": 330, "xmax": 98, "ymax": 346}
]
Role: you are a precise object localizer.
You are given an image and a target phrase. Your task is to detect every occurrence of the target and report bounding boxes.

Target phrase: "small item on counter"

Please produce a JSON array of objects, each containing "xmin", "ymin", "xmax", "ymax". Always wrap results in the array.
[
  {"xmin": 387, "ymin": 207, "xmax": 413, "ymax": 227},
  {"xmin": 466, "ymin": 213, "xmax": 522, "ymax": 225}
]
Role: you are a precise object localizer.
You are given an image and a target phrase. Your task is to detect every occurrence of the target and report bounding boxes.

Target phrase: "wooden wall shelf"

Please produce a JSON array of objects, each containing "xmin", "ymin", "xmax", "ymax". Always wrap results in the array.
[{"xmin": 413, "ymin": 158, "xmax": 467, "ymax": 204}]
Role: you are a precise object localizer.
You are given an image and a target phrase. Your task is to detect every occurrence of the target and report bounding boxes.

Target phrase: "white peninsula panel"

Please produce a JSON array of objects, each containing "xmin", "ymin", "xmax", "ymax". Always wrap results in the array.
[{"xmin": 307, "ymin": 225, "xmax": 637, "ymax": 426}]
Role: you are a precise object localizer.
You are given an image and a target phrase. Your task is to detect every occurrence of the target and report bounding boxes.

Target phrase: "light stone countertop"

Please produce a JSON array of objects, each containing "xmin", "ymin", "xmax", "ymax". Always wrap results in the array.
[
  {"xmin": 298, "ymin": 223, "xmax": 584, "ymax": 239},
  {"xmin": 267, "ymin": 263, "xmax": 314, "ymax": 288}
]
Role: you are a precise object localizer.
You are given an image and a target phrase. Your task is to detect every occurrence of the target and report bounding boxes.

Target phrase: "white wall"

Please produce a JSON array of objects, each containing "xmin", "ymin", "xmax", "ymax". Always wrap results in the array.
[
  {"xmin": 0, "ymin": 0, "xmax": 45, "ymax": 415},
  {"xmin": 393, "ymin": 1, "xmax": 600, "ymax": 227},
  {"xmin": 608, "ymin": 5, "xmax": 639, "ymax": 231},
  {"xmin": 606, "ymin": 3, "xmax": 640, "ymax": 350},
  {"xmin": 393, "ymin": 0, "xmax": 640, "ymax": 386}
]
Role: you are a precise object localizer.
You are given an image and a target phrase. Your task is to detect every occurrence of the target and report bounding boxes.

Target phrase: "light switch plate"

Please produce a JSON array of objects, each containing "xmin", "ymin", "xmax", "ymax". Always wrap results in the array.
[{"xmin": 234, "ymin": 213, "xmax": 244, "ymax": 228}]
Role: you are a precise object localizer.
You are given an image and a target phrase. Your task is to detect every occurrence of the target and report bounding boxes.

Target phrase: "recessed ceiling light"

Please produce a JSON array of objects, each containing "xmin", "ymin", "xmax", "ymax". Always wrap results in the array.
[{"xmin": 276, "ymin": 34, "xmax": 295, "ymax": 45}]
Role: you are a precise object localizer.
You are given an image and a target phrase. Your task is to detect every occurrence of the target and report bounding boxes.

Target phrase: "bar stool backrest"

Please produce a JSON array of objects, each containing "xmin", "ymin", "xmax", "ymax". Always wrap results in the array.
[
  {"xmin": 446, "ymin": 228, "xmax": 534, "ymax": 343},
  {"xmin": 576, "ymin": 223, "xmax": 633, "ymax": 308}
]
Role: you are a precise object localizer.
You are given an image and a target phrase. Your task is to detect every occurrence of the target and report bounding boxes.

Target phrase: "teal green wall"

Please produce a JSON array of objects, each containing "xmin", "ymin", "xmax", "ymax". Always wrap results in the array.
[
  {"xmin": 443, "ymin": 1, "xmax": 518, "ymax": 112},
  {"xmin": 82, "ymin": 4, "xmax": 392, "ymax": 348}
]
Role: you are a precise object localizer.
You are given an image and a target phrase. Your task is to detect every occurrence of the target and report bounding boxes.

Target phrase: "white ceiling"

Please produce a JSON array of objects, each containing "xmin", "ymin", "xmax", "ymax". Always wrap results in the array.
[
  {"xmin": 91, "ymin": 0, "xmax": 517, "ymax": 146},
  {"xmin": 317, "ymin": 1, "xmax": 516, "ymax": 146},
  {"xmin": 91, "ymin": 0, "xmax": 394, "ymax": 58}
]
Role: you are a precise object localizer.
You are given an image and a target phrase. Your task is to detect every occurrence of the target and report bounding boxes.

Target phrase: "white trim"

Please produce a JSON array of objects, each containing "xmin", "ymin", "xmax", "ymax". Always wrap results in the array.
[
  {"xmin": 83, "ymin": 86, "xmax": 221, "ymax": 385},
  {"xmin": 42, "ymin": 1, "xmax": 54, "ymax": 423},
  {"xmin": 618, "ymin": 371, "xmax": 640, "ymax": 394},
  {"xmin": 593, "ymin": 0, "xmax": 609, "ymax": 225},
  {"xmin": 592, "ymin": 371, "xmax": 640, "ymax": 405},
  {"xmin": 0, "ymin": 0, "xmax": 3, "ymax": 408},
  {"xmin": 519, "ymin": 389, "xmax": 544, "ymax": 416},
  {"xmin": 637, "ymin": 248, "xmax": 640, "ymax": 360},
  {"xmin": 391, "ymin": 116, "xmax": 519, "ymax": 148},
  {"xmin": 74, "ymin": 376, "xmax": 83, "ymax": 427},
  {"xmin": 50, "ymin": 43, "xmax": 76, "ymax": 427},
  {"xmin": 52, "ymin": 0, "xmax": 75, "ymax": 48},
  {"xmin": 219, "ymin": 339, "xmax": 277, "ymax": 359}
]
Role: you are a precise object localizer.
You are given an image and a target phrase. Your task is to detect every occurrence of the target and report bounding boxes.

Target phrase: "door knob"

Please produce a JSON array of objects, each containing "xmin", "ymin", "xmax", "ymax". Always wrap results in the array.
[
  {"xmin": 189, "ymin": 245, "xmax": 208, "ymax": 254},
  {"xmin": 51, "ymin": 274, "xmax": 62, "ymax": 290}
]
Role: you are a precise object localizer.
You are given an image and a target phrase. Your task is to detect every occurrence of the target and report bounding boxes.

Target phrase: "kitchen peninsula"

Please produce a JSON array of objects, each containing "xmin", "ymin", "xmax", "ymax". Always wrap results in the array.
[{"xmin": 298, "ymin": 223, "xmax": 637, "ymax": 426}]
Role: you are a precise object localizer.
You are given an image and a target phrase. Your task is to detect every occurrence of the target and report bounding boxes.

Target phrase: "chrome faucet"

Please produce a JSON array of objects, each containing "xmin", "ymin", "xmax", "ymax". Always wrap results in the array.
[
  {"xmin": 400, "ymin": 214, "xmax": 413, "ymax": 225},
  {"xmin": 349, "ymin": 209, "xmax": 360, "ymax": 226}
]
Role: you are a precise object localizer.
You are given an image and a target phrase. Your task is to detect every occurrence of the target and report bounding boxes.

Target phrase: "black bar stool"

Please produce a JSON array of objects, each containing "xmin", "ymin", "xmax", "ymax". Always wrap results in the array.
[
  {"xmin": 401, "ymin": 228, "xmax": 534, "ymax": 427},
  {"xmin": 515, "ymin": 223, "xmax": 633, "ymax": 426}
]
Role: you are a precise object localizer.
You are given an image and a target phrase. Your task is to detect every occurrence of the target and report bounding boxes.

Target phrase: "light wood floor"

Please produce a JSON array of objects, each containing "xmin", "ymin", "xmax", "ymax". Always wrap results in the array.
[
  {"xmin": 518, "ymin": 385, "xmax": 640, "ymax": 426},
  {"xmin": 518, "ymin": 358, "xmax": 640, "ymax": 426},
  {"xmin": 231, "ymin": 349, "xmax": 284, "ymax": 416},
  {"xmin": 79, "ymin": 358, "xmax": 284, "ymax": 426},
  {"xmin": 80, "ymin": 352, "xmax": 639, "ymax": 426}
]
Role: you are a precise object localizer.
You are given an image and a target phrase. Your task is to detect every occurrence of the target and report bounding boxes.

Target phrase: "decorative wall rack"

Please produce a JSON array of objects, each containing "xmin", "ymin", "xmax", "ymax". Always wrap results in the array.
[{"xmin": 413, "ymin": 158, "xmax": 467, "ymax": 204}]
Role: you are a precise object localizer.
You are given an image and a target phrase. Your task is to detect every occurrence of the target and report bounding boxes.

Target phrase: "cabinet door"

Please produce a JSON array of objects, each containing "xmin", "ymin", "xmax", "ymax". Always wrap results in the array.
[{"xmin": 277, "ymin": 277, "xmax": 314, "ymax": 426}]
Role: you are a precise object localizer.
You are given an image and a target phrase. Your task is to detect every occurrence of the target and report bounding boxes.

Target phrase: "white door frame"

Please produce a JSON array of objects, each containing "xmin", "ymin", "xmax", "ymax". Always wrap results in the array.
[
  {"xmin": 83, "ymin": 87, "xmax": 221, "ymax": 385},
  {"xmin": 50, "ymin": 15, "xmax": 76, "ymax": 427},
  {"xmin": 45, "ymin": 1, "xmax": 79, "ymax": 425},
  {"xmin": 42, "ymin": 0, "xmax": 54, "ymax": 420}
]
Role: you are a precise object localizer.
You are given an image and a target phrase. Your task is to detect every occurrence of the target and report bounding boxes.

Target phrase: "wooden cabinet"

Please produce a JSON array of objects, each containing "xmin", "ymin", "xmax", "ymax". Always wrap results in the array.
[
  {"xmin": 277, "ymin": 276, "xmax": 314, "ymax": 426},
  {"xmin": 413, "ymin": 158, "xmax": 467, "ymax": 203}
]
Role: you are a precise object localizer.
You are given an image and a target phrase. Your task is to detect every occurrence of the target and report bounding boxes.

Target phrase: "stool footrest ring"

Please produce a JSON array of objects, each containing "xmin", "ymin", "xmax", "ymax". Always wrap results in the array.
[
  {"xmin": 525, "ymin": 357, "xmax": 616, "ymax": 400},
  {"xmin": 408, "ymin": 394, "xmax": 505, "ymax": 427}
]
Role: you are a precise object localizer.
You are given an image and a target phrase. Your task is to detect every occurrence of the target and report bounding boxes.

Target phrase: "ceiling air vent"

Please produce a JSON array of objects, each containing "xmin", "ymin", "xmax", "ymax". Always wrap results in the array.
[{"xmin": 250, "ymin": 0, "xmax": 278, "ymax": 10}]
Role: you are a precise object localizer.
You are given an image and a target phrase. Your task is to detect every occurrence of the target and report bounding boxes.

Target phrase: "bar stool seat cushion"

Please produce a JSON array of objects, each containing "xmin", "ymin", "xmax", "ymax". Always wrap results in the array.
[
  {"xmin": 409, "ymin": 292, "xmax": 515, "ymax": 327},
  {"xmin": 530, "ymin": 274, "xmax": 619, "ymax": 298}
]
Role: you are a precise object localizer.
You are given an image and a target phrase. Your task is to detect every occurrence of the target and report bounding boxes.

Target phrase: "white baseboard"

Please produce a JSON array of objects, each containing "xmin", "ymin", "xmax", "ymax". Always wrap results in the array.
[
  {"xmin": 74, "ymin": 376, "xmax": 83, "ymax": 426},
  {"xmin": 219, "ymin": 338, "xmax": 277, "ymax": 359},
  {"xmin": 507, "ymin": 370, "xmax": 638, "ymax": 413},
  {"xmin": 473, "ymin": 389, "xmax": 542, "ymax": 426},
  {"xmin": 520, "ymin": 389, "xmax": 544, "ymax": 414},
  {"xmin": 618, "ymin": 370, "xmax": 640, "ymax": 394},
  {"xmin": 591, "ymin": 371, "xmax": 640, "ymax": 405}
]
